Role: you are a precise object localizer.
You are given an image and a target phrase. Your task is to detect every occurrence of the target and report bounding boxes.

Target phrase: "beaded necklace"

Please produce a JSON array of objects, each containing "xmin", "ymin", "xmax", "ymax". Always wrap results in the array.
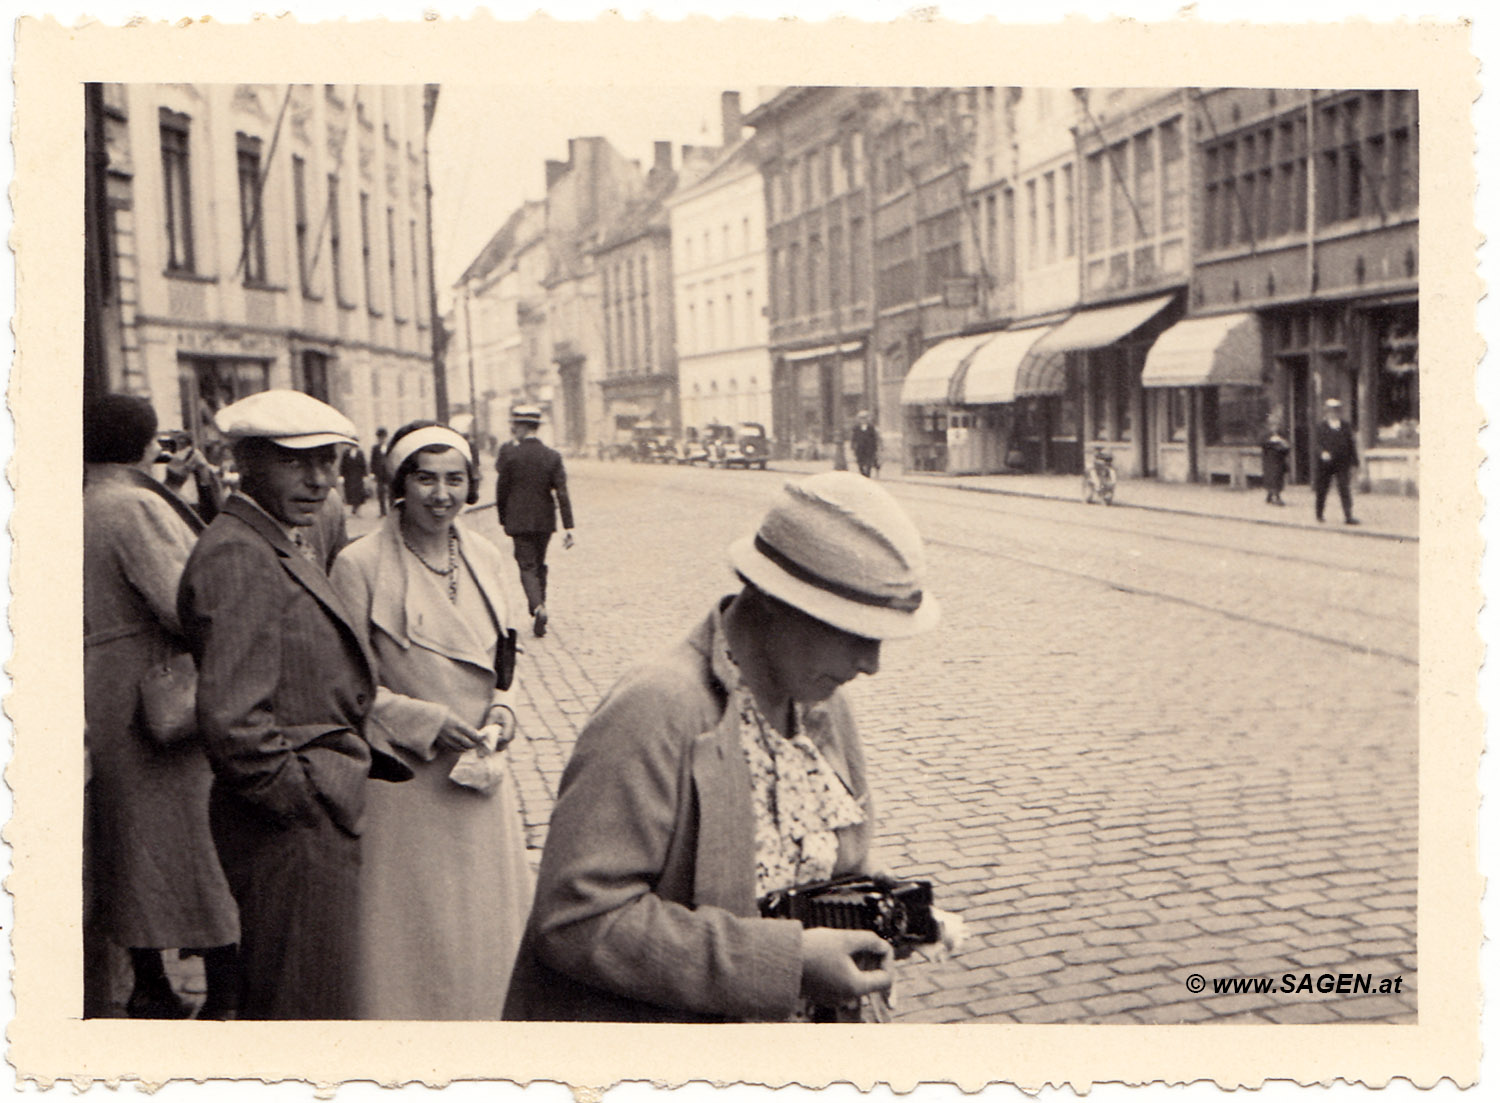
[{"xmin": 402, "ymin": 528, "xmax": 459, "ymax": 603}]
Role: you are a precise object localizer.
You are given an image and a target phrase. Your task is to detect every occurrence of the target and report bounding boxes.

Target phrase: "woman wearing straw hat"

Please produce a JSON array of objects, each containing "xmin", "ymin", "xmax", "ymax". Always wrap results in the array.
[{"xmin": 504, "ymin": 471, "xmax": 940, "ymax": 1022}]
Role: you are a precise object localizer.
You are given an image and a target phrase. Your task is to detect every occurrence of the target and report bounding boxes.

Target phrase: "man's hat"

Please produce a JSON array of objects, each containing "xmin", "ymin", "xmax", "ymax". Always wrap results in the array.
[
  {"xmin": 510, "ymin": 405, "xmax": 543, "ymax": 425},
  {"xmin": 214, "ymin": 389, "xmax": 357, "ymax": 449},
  {"xmin": 728, "ymin": 471, "xmax": 940, "ymax": 640},
  {"xmin": 1324, "ymin": 397, "xmax": 1344, "ymax": 408}
]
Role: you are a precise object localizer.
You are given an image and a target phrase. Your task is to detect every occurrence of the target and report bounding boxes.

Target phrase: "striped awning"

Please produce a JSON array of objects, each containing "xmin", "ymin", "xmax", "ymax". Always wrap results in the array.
[
  {"xmin": 1015, "ymin": 294, "xmax": 1176, "ymax": 396},
  {"xmin": 958, "ymin": 325, "xmax": 1057, "ymax": 405},
  {"xmin": 1142, "ymin": 313, "xmax": 1262, "ymax": 388},
  {"xmin": 899, "ymin": 333, "xmax": 995, "ymax": 406}
]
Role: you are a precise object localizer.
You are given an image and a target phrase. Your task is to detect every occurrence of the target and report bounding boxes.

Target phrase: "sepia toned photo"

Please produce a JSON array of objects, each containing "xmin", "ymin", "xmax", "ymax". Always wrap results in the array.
[{"xmin": 8, "ymin": 11, "xmax": 1482, "ymax": 1094}]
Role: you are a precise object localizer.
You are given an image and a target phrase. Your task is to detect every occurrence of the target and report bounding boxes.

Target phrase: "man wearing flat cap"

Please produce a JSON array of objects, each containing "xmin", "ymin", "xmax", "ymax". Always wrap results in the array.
[
  {"xmin": 494, "ymin": 405, "xmax": 574, "ymax": 637},
  {"xmin": 1314, "ymin": 396, "xmax": 1360, "ymax": 525},
  {"xmin": 506, "ymin": 471, "xmax": 939, "ymax": 1022},
  {"xmin": 178, "ymin": 389, "xmax": 411, "ymax": 1019}
]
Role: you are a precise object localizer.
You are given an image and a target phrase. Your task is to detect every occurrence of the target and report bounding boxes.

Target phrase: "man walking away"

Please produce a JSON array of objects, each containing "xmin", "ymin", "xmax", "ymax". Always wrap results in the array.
[
  {"xmin": 495, "ymin": 405, "xmax": 575, "ymax": 637},
  {"xmin": 178, "ymin": 390, "xmax": 411, "ymax": 1019},
  {"xmin": 1313, "ymin": 397, "xmax": 1360, "ymax": 525},
  {"xmin": 370, "ymin": 427, "xmax": 392, "ymax": 517},
  {"xmin": 850, "ymin": 411, "xmax": 879, "ymax": 478}
]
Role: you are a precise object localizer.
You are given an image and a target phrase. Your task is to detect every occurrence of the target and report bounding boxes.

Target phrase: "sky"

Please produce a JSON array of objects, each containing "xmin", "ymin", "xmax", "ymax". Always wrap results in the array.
[{"xmin": 427, "ymin": 85, "xmax": 769, "ymax": 312}]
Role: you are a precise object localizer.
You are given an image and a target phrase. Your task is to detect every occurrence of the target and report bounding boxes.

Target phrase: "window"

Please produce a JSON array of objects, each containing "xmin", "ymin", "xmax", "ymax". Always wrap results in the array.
[
  {"xmin": 1061, "ymin": 164, "xmax": 1076, "ymax": 257},
  {"xmin": 876, "ymin": 228, "xmax": 914, "ymax": 309},
  {"xmin": 160, "ymin": 109, "xmax": 195, "ymax": 273},
  {"xmin": 788, "ymin": 242, "xmax": 800, "ymax": 318},
  {"xmin": 1168, "ymin": 387, "xmax": 1190, "ymax": 442},
  {"xmin": 359, "ymin": 191, "xmax": 375, "ymax": 312},
  {"xmin": 293, "ymin": 156, "xmax": 310, "ymax": 295},
  {"xmin": 808, "ymin": 234, "xmax": 821, "ymax": 315},
  {"xmin": 849, "ymin": 216, "xmax": 868, "ymax": 304},
  {"xmin": 1160, "ymin": 118, "xmax": 1185, "ymax": 234},
  {"xmin": 387, "ymin": 206, "xmax": 402, "ymax": 321},
  {"xmin": 742, "ymin": 217, "xmax": 751, "ymax": 254},
  {"xmin": 640, "ymin": 255, "xmax": 652, "ymax": 370},
  {"xmin": 601, "ymin": 268, "xmax": 615, "ymax": 368},
  {"xmin": 410, "ymin": 218, "xmax": 424, "ymax": 325},
  {"xmin": 772, "ymin": 247, "xmax": 786, "ymax": 320},
  {"xmin": 236, "ymin": 133, "xmax": 267, "ymax": 285},
  {"xmin": 724, "ymin": 291, "xmax": 734, "ymax": 346},
  {"xmin": 625, "ymin": 260, "xmax": 639, "ymax": 369},
  {"xmin": 829, "ymin": 224, "xmax": 844, "ymax": 307},
  {"xmin": 851, "ymin": 132, "xmax": 864, "ymax": 189},
  {"xmin": 1001, "ymin": 188, "xmax": 1015, "ymax": 285},
  {"xmin": 296, "ymin": 350, "xmax": 331, "ymax": 403},
  {"xmin": 1086, "ymin": 153, "xmax": 1106, "ymax": 254},
  {"xmin": 1025, "ymin": 179, "xmax": 1038, "ymax": 268},
  {"xmin": 920, "ymin": 209, "xmax": 963, "ymax": 297},
  {"xmin": 985, "ymin": 193, "xmax": 999, "ymax": 282},
  {"xmin": 686, "ymin": 301, "xmax": 696, "ymax": 353},
  {"xmin": 1044, "ymin": 172, "xmax": 1057, "ymax": 263},
  {"xmin": 1108, "ymin": 141, "xmax": 1131, "ymax": 247},
  {"xmin": 1203, "ymin": 386, "xmax": 1263, "ymax": 446},
  {"xmin": 1133, "ymin": 131, "xmax": 1155, "ymax": 239},
  {"xmin": 328, "ymin": 176, "xmax": 346, "ymax": 304},
  {"xmin": 1374, "ymin": 305, "xmax": 1418, "ymax": 445}
]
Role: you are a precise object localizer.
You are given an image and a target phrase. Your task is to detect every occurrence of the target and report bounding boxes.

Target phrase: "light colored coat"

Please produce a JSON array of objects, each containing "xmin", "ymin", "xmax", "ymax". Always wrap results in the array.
[
  {"xmin": 331, "ymin": 514, "xmax": 533, "ymax": 1019},
  {"xmin": 503, "ymin": 599, "xmax": 873, "ymax": 1022},
  {"xmin": 83, "ymin": 464, "xmax": 238, "ymax": 949}
]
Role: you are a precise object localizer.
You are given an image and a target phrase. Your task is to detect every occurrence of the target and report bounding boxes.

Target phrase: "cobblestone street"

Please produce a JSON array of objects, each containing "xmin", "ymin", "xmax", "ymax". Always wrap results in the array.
[{"xmin": 357, "ymin": 459, "xmax": 1419, "ymax": 1025}]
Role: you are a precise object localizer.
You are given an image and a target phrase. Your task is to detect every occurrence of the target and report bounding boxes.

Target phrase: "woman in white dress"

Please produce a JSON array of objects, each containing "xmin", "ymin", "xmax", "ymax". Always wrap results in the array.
[{"xmin": 331, "ymin": 421, "xmax": 533, "ymax": 1019}]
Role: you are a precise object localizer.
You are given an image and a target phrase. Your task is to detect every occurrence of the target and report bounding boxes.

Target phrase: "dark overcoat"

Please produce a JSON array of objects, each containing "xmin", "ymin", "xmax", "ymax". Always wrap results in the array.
[{"xmin": 495, "ymin": 437, "xmax": 574, "ymax": 536}]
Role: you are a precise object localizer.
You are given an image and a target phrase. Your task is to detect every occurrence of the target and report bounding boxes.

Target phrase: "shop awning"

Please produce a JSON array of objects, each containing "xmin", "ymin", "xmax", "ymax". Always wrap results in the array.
[
  {"xmin": 899, "ymin": 333, "xmax": 995, "ymax": 406},
  {"xmin": 958, "ymin": 325, "xmax": 1057, "ymax": 405},
  {"xmin": 1141, "ymin": 312, "xmax": 1262, "ymax": 388},
  {"xmin": 1015, "ymin": 294, "xmax": 1176, "ymax": 396}
]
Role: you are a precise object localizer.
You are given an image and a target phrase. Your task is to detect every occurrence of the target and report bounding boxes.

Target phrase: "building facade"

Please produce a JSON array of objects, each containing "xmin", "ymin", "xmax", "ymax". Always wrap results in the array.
[
  {"xmin": 593, "ymin": 143, "xmax": 680, "ymax": 445},
  {"xmin": 1171, "ymin": 87, "xmax": 1419, "ymax": 493},
  {"xmin": 85, "ymin": 83, "xmax": 441, "ymax": 450},
  {"xmin": 747, "ymin": 87, "xmax": 885, "ymax": 460},
  {"xmin": 667, "ymin": 94, "xmax": 773, "ymax": 436}
]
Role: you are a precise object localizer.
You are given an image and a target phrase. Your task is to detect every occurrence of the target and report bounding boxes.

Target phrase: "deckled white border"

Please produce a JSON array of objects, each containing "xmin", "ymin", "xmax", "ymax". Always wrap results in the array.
[{"xmin": 6, "ymin": 3, "xmax": 1489, "ymax": 1100}]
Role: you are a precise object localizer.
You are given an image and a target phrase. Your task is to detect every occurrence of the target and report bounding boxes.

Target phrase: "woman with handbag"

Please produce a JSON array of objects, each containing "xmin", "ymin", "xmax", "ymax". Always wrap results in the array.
[
  {"xmin": 330, "ymin": 421, "xmax": 533, "ymax": 1019},
  {"xmin": 83, "ymin": 394, "xmax": 239, "ymax": 1018}
]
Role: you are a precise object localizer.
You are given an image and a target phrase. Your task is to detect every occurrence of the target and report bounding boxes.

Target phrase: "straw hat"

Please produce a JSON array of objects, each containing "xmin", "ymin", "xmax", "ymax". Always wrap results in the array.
[
  {"xmin": 214, "ymin": 389, "xmax": 357, "ymax": 449},
  {"xmin": 729, "ymin": 471, "xmax": 940, "ymax": 640},
  {"xmin": 510, "ymin": 404, "xmax": 544, "ymax": 425}
]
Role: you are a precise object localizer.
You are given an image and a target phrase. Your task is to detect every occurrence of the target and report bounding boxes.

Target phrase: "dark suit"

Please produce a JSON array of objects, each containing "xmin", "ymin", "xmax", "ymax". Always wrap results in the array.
[
  {"xmin": 495, "ymin": 436, "xmax": 574, "ymax": 614},
  {"xmin": 178, "ymin": 495, "xmax": 410, "ymax": 1019},
  {"xmin": 1314, "ymin": 418, "xmax": 1359, "ymax": 521},
  {"xmin": 850, "ymin": 423, "xmax": 880, "ymax": 478}
]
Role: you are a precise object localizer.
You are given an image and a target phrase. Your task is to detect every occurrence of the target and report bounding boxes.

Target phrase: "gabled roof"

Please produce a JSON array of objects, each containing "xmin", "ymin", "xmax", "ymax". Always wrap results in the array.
[
  {"xmin": 455, "ymin": 200, "xmax": 544, "ymax": 288},
  {"xmin": 592, "ymin": 169, "xmax": 678, "ymax": 254}
]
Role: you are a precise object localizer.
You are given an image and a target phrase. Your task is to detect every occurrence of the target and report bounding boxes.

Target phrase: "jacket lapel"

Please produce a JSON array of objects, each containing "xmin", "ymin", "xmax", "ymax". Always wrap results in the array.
[
  {"xmin": 368, "ymin": 514, "xmax": 496, "ymax": 672},
  {"xmin": 223, "ymin": 495, "xmax": 373, "ymax": 670}
]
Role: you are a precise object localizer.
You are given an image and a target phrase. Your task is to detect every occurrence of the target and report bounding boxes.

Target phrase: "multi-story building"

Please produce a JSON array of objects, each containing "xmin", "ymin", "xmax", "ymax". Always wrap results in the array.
[
  {"xmin": 84, "ymin": 83, "xmax": 441, "ymax": 450},
  {"xmin": 540, "ymin": 136, "xmax": 642, "ymax": 451},
  {"xmin": 1152, "ymin": 87, "xmax": 1419, "ymax": 493},
  {"xmin": 448, "ymin": 199, "xmax": 547, "ymax": 449},
  {"xmin": 747, "ymin": 87, "xmax": 885, "ymax": 459},
  {"xmin": 592, "ymin": 143, "xmax": 680, "ymax": 442},
  {"xmin": 666, "ymin": 93, "xmax": 774, "ymax": 435}
]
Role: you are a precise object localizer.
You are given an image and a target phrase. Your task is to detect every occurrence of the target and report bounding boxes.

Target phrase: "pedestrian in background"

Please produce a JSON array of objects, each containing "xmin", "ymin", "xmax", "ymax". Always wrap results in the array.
[
  {"xmin": 158, "ymin": 429, "xmax": 225, "ymax": 523},
  {"xmin": 83, "ymin": 393, "xmax": 238, "ymax": 1019},
  {"xmin": 1314, "ymin": 397, "xmax": 1360, "ymax": 525},
  {"xmin": 340, "ymin": 442, "xmax": 370, "ymax": 516},
  {"xmin": 370, "ymin": 426, "xmax": 392, "ymax": 517},
  {"xmin": 178, "ymin": 390, "xmax": 411, "ymax": 1019},
  {"xmin": 504, "ymin": 471, "xmax": 939, "ymax": 1023},
  {"xmin": 1260, "ymin": 418, "xmax": 1290, "ymax": 507},
  {"xmin": 494, "ymin": 405, "xmax": 574, "ymax": 638},
  {"xmin": 850, "ymin": 411, "xmax": 880, "ymax": 478},
  {"xmin": 330, "ymin": 420, "xmax": 533, "ymax": 1019}
]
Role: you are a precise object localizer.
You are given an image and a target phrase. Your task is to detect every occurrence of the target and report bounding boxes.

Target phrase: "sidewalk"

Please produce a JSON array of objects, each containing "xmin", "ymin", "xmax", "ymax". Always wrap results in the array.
[{"xmin": 764, "ymin": 459, "xmax": 1420, "ymax": 542}]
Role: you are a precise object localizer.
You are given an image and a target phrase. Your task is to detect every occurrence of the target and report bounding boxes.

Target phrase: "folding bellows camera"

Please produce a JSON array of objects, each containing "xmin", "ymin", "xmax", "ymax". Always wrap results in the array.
[{"xmin": 759, "ymin": 874, "xmax": 941, "ymax": 959}]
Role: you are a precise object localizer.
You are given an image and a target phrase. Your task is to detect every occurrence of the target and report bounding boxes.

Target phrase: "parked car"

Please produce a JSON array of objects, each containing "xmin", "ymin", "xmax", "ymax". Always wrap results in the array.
[
  {"xmin": 690, "ymin": 423, "xmax": 734, "ymax": 466},
  {"xmin": 711, "ymin": 422, "xmax": 770, "ymax": 470},
  {"xmin": 629, "ymin": 423, "xmax": 676, "ymax": 463}
]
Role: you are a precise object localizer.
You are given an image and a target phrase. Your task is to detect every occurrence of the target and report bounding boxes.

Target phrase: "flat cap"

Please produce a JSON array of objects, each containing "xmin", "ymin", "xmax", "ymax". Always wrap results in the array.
[
  {"xmin": 214, "ymin": 389, "xmax": 358, "ymax": 448},
  {"xmin": 510, "ymin": 405, "xmax": 543, "ymax": 424}
]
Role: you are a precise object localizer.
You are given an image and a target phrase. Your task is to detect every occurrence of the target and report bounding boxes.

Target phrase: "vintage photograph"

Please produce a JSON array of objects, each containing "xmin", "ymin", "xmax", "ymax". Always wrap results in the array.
[{"xmin": 10, "ymin": 12, "xmax": 1481, "ymax": 1093}]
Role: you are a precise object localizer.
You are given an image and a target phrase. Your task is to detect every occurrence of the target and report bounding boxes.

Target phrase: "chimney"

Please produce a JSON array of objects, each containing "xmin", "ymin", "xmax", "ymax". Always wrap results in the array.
[
  {"xmin": 721, "ymin": 90, "xmax": 742, "ymax": 146},
  {"xmin": 654, "ymin": 141, "xmax": 673, "ymax": 174},
  {"xmin": 544, "ymin": 159, "xmax": 569, "ymax": 191}
]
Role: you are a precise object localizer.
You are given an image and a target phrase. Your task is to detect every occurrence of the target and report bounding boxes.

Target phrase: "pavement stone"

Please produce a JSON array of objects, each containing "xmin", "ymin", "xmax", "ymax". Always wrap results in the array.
[{"xmin": 437, "ymin": 461, "xmax": 1417, "ymax": 1025}]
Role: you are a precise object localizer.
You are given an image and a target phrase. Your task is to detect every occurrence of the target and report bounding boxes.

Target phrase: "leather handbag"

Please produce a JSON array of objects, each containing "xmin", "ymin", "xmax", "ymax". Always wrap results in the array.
[
  {"xmin": 495, "ymin": 627, "xmax": 519, "ymax": 691},
  {"xmin": 137, "ymin": 650, "xmax": 199, "ymax": 747}
]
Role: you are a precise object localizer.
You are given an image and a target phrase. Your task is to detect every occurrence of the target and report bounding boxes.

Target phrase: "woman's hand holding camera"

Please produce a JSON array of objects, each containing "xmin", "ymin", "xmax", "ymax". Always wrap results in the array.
[{"xmin": 798, "ymin": 928, "xmax": 893, "ymax": 1005}]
